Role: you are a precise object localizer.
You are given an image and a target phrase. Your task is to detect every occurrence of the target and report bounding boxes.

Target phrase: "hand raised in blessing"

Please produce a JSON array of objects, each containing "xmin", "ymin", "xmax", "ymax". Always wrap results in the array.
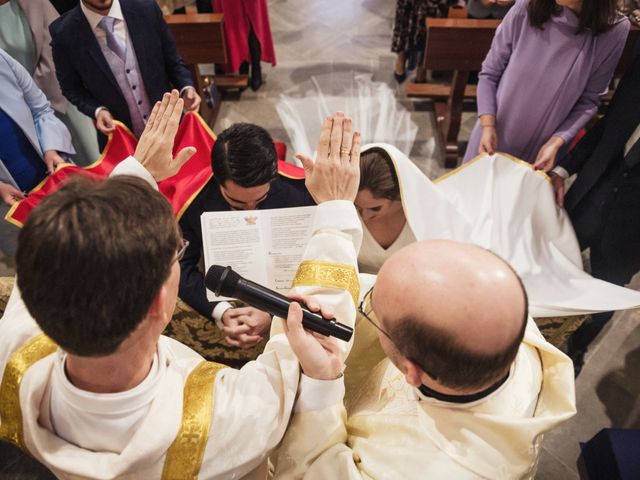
[
  {"xmin": 134, "ymin": 90, "xmax": 196, "ymax": 182},
  {"xmin": 296, "ymin": 112, "xmax": 361, "ymax": 204}
]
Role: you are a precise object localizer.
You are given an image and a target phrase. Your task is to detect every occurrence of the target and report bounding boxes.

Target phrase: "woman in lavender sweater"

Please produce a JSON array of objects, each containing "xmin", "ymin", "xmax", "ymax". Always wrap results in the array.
[{"xmin": 464, "ymin": 0, "xmax": 629, "ymax": 169}]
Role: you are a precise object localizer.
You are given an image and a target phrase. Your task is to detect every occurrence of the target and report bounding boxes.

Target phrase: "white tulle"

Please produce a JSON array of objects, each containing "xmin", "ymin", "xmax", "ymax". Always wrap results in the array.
[{"xmin": 276, "ymin": 72, "xmax": 418, "ymax": 164}]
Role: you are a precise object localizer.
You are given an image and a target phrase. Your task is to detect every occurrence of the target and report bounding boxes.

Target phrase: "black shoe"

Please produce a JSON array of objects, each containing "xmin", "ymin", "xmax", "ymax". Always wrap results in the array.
[
  {"xmin": 250, "ymin": 62, "xmax": 263, "ymax": 91},
  {"xmin": 394, "ymin": 71, "xmax": 407, "ymax": 84},
  {"xmin": 250, "ymin": 75, "xmax": 263, "ymax": 91}
]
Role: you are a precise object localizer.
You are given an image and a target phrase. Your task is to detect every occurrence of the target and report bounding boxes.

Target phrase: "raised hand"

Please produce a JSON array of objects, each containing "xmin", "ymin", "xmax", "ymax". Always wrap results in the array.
[
  {"xmin": 296, "ymin": 112, "xmax": 361, "ymax": 204},
  {"xmin": 133, "ymin": 90, "xmax": 196, "ymax": 182}
]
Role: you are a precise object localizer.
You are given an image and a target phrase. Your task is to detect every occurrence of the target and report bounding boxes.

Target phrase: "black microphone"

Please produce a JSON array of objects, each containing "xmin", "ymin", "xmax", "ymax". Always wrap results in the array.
[{"xmin": 205, "ymin": 265, "xmax": 353, "ymax": 342}]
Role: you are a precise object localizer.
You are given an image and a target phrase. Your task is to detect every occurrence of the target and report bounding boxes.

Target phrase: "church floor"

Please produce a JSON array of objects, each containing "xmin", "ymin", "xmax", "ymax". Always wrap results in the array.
[{"xmin": 1, "ymin": 0, "xmax": 638, "ymax": 477}]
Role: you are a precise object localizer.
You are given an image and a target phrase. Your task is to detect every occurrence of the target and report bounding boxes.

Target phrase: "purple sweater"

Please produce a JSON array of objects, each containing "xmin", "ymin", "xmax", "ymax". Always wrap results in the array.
[{"xmin": 464, "ymin": 0, "xmax": 629, "ymax": 164}]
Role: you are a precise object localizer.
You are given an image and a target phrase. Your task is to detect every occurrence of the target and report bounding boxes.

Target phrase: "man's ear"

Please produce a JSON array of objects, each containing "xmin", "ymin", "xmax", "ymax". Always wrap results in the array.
[
  {"xmin": 147, "ymin": 284, "xmax": 168, "ymax": 325},
  {"xmin": 402, "ymin": 358, "xmax": 423, "ymax": 387}
]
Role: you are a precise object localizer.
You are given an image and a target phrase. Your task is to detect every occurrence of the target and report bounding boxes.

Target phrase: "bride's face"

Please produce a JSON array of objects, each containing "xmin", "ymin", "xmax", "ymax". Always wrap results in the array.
[{"xmin": 355, "ymin": 189, "xmax": 404, "ymax": 223}]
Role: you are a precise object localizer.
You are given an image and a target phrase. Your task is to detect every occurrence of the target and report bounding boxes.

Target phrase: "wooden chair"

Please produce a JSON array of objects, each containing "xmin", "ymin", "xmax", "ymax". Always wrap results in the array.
[
  {"xmin": 164, "ymin": 13, "xmax": 249, "ymax": 126},
  {"xmin": 408, "ymin": 18, "xmax": 499, "ymax": 167}
]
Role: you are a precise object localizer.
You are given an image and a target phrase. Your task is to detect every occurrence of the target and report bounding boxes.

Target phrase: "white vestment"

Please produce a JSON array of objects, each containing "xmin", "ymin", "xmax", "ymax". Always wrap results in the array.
[
  {"xmin": 0, "ymin": 158, "xmax": 362, "ymax": 479},
  {"xmin": 356, "ymin": 143, "xmax": 640, "ymax": 317},
  {"xmin": 276, "ymin": 313, "xmax": 577, "ymax": 479}
]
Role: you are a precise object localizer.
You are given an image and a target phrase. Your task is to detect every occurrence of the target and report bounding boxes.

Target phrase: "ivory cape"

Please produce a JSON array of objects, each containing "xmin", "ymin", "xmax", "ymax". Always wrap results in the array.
[
  {"xmin": 359, "ymin": 143, "xmax": 640, "ymax": 317},
  {"xmin": 0, "ymin": 159, "xmax": 362, "ymax": 479}
]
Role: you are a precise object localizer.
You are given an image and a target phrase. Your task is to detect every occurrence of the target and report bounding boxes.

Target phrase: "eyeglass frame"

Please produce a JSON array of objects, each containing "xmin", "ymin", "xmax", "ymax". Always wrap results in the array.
[
  {"xmin": 357, "ymin": 285, "xmax": 438, "ymax": 381},
  {"xmin": 358, "ymin": 286, "xmax": 394, "ymax": 343},
  {"xmin": 175, "ymin": 239, "xmax": 189, "ymax": 263}
]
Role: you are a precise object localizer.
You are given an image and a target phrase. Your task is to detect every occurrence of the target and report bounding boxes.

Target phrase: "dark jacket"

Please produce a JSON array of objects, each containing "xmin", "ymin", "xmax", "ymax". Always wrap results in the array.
[
  {"xmin": 178, "ymin": 176, "xmax": 315, "ymax": 318},
  {"xmin": 49, "ymin": 0, "xmax": 194, "ymax": 131},
  {"xmin": 560, "ymin": 53, "xmax": 640, "ymax": 212}
]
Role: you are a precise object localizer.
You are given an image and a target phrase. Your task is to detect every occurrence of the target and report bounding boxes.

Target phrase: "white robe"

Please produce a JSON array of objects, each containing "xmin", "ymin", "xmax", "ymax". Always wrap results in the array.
[
  {"xmin": 276, "ymin": 313, "xmax": 577, "ymax": 479},
  {"xmin": 0, "ymin": 159, "xmax": 363, "ymax": 479}
]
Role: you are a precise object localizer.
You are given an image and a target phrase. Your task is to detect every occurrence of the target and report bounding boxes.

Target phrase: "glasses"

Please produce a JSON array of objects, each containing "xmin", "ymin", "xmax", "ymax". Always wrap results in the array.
[
  {"xmin": 358, "ymin": 286, "xmax": 394, "ymax": 342},
  {"xmin": 175, "ymin": 239, "xmax": 189, "ymax": 263},
  {"xmin": 358, "ymin": 285, "xmax": 438, "ymax": 380}
]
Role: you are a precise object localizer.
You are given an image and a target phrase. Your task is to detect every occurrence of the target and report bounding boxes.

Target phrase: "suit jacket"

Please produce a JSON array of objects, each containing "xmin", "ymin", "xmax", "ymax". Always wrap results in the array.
[
  {"xmin": 560, "ymin": 53, "xmax": 640, "ymax": 212},
  {"xmin": 179, "ymin": 176, "xmax": 315, "ymax": 318},
  {"xmin": 0, "ymin": 48, "xmax": 74, "ymax": 188},
  {"xmin": 49, "ymin": 0, "xmax": 194, "ymax": 130}
]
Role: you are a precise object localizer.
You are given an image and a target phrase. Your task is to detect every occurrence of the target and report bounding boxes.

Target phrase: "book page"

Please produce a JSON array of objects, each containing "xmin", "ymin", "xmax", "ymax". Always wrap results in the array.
[
  {"xmin": 201, "ymin": 206, "xmax": 317, "ymax": 301},
  {"xmin": 265, "ymin": 207, "xmax": 316, "ymax": 293}
]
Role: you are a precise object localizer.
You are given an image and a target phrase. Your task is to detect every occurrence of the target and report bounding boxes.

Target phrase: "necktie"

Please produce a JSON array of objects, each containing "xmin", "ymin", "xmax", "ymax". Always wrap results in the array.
[{"xmin": 99, "ymin": 16, "xmax": 126, "ymax": 62}]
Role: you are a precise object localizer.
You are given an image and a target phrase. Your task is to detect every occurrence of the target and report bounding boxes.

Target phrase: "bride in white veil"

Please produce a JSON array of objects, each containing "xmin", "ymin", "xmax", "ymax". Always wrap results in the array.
[{"xmin": 354, "ymin": 143, "xmax": 640, "ymax": 318}]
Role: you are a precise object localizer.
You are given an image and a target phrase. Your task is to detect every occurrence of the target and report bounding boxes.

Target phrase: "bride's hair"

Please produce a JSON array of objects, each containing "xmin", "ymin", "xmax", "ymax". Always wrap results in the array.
[{"xmin": 359, "ymin": 147, "xmax": 401, "ymax": 201}]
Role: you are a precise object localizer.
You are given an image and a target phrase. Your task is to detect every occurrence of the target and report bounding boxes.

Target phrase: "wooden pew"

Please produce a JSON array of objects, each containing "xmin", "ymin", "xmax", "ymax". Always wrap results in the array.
[
  {"xmin": 408, "ymin": 18, "xmax": 640, "ymax": 168},
  {"xmin": 164, "ymin": 13, "xmax": 249, "ymax": 126}
]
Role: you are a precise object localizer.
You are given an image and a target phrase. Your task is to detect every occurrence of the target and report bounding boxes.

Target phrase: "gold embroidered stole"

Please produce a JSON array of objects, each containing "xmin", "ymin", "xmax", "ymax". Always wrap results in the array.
[
  {"xmin": 162, "ymin": 360, "xmax": 225, "ymax": 480},
  {"xmin": 0, "ymin": 334, "xmax": 224, "ymax": 480},
  {"xmin": 0, "ymin": 334, "xmax": 57, "ymax": 451},
  {"xmin": 292, "ymin": 260, "xmax": 359, "ymax": 305}
]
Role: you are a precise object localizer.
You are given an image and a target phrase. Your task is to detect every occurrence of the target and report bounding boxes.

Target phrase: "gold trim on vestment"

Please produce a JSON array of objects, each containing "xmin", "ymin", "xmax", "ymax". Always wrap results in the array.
[
  {"xmin": 0, "ymin": 334, "xmax": 57, "ymax": 451},
  {"xmin": 175, "ymin": 171, "xmax": 214, "ymax": 221},
  {"xmin": 292, "ymin": 260, "xmax": 360, "ymax": 305},
  {"xmin": 433, "ymin": 152, "xmax": 550, "ymax": 183},
  {"xmin": 162, "ymin": 360, "xmax": 225, "ymax": 480}
]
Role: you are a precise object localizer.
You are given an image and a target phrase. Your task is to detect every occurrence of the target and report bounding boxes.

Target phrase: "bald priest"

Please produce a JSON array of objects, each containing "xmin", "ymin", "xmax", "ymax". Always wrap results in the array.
[{"xmin": 274, "ymin": 240, "xmax": 577, "ymax": 479}]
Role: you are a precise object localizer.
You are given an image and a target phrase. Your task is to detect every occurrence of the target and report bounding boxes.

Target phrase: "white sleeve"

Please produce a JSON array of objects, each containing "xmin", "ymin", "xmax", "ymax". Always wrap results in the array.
[
  {"xmin": 197, "ymin": 199, "xmax": 362, "ymax": 479},
  {"xmin": 109, "ymin": 156, "xmax": 158, "ymax": 190}
]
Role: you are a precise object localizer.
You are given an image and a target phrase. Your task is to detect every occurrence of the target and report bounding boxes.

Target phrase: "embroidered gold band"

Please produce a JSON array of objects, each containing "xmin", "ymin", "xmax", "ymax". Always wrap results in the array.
[
  {"xmin": 0, "ymin": 334, "xmax": 57, "ymax": 451},
  {"xmin": 292, "ymin": 260, "xmax": 359, "ymax": 305},
  {"xmin": 162, "ymin": 360, "xmax": 226, "ymax": 480}
]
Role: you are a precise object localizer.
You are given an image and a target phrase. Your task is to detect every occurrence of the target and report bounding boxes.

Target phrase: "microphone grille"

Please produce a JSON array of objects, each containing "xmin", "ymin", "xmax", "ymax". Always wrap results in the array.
[{"xmin": 205, "ymin": 265, "xmax": 240, "ymax": 297}]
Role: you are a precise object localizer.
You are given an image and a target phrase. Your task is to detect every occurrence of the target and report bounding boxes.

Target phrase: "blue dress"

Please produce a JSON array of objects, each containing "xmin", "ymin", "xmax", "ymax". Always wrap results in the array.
[{"xmin": 0, "ymin": 107, "xmax": 47, "ymax": 191}]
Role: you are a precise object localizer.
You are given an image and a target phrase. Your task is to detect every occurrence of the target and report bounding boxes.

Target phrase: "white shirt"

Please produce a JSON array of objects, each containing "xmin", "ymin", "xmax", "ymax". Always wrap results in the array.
[
  {"xmin": 80, "ymin": 0, "xmax": 127, "ymax": 46},
  {"xmin": 624, "ymin": 122, "xmax": 640, "ymax": 156}
]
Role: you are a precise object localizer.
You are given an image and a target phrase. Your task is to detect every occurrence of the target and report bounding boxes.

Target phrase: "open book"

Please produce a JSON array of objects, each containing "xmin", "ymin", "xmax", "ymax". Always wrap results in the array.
[{"xmin": 201, "ymin": 206, "xmax": 317, "ymax": 301}]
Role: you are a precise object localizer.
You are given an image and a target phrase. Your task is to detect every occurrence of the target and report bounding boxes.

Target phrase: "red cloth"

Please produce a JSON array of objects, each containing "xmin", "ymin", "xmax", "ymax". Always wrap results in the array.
[
  {"xmin": 5, "ymin": 113, "xmax": 304, "ymax": 227},
  {"xmin": 212, "ymin": 0, "xmax": 276, "ymax": 72},
  {"xmin": 6, "ymin": 113, "xmax": 214, "ymax": 227}
]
